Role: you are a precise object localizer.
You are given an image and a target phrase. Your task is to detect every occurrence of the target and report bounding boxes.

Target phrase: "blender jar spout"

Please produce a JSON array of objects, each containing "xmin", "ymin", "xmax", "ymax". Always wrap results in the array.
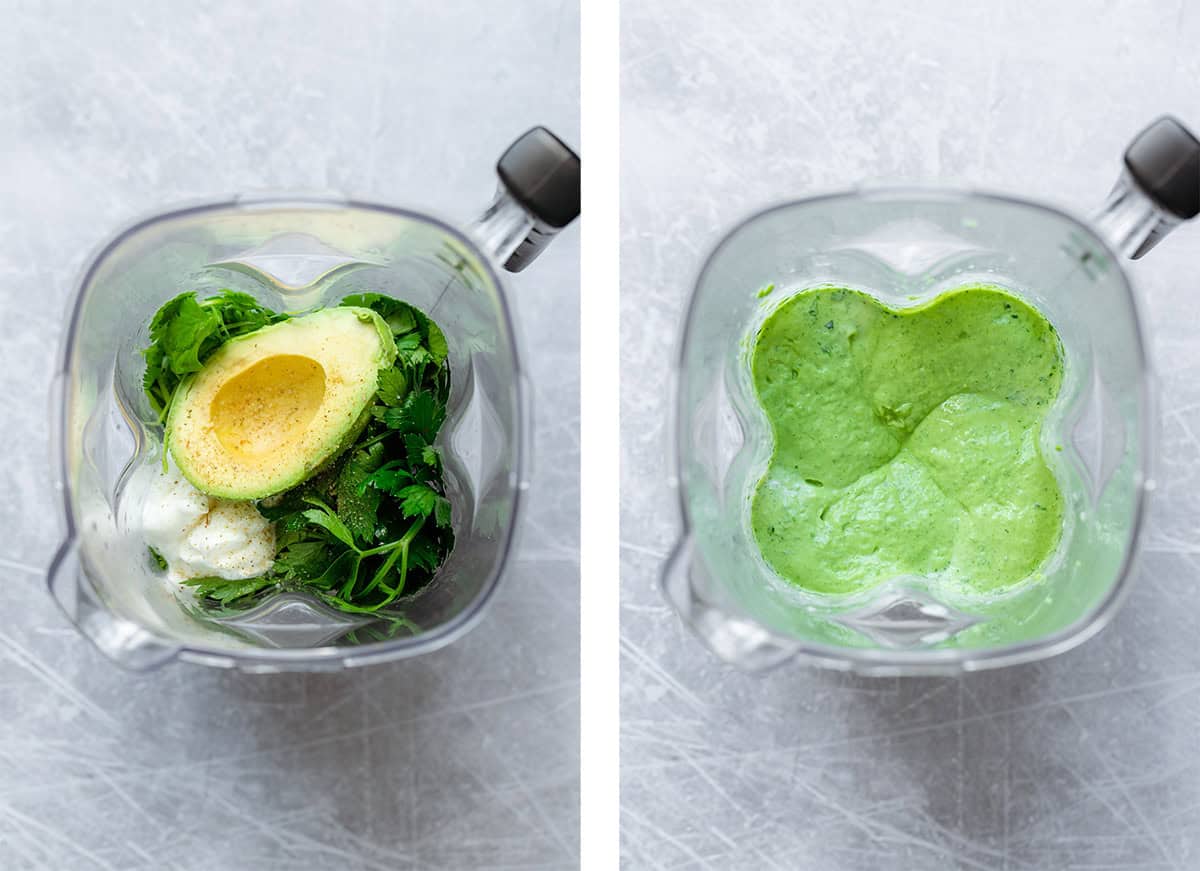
[
  {"xmin": 1091, "ymin": 115, "xmax": 1200, "ymax": 259},
  {"xmin": 470, "ymin": 127, "xmax": 581, "ymax": 273}
]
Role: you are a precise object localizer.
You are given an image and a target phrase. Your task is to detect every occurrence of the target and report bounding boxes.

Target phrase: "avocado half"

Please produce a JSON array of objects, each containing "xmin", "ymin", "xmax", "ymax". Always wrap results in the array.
[{"xmin": 167, "ymin": 306, "xmax": 397, "ymax": 500}]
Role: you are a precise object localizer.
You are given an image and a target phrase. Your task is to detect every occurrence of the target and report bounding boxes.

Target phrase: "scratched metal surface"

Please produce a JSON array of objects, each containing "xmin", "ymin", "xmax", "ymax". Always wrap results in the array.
[
  {"xmin": 0, "ymin": 1, "xmax": 579, "ymax": 869},
  {"xmin": 621, "ymin": 1, "xmax": 1200, "ymax": 868}
]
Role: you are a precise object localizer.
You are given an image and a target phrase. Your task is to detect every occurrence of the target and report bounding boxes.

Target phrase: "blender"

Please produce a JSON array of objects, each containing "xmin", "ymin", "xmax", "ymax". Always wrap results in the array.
[
  {"xmin": 664, "ymin": 117, "xmax": 1200, "ymax": 675},
  {"xmin": 48, "ymin": 127, "xmax": 580, "ymax": 672}
]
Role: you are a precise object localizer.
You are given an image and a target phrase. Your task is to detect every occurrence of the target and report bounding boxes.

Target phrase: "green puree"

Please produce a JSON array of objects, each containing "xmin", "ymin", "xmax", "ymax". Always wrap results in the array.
[{"xmin": 750, "ymin": 284, "xmax": 1065, "ymax": 596}]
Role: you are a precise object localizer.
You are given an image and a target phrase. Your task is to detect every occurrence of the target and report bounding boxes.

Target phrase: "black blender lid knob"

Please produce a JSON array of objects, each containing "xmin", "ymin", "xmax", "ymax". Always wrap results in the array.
[
  {"xmin": 1124, "ymin": 115, "xmax": 1200, "ymax": 220},
  {"xmin": 497, "ymin": 127, "xmax": 581, "ymax": 230}
]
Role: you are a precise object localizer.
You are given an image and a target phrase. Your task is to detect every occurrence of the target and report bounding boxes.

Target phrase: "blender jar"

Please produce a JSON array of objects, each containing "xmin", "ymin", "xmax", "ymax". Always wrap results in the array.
[
  {"xmin": 664, "ymin": 117, "xmax": 1199, "ymax": 675},
  {"xmin": 48, "ymin": 128, "xmax": 580, "ymax": 672}
]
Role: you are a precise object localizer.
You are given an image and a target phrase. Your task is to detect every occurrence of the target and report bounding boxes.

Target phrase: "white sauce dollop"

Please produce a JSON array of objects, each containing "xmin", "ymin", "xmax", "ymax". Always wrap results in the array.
[{"xmin": 142, "ymin": 462, "xmax": 275, "ymax": 583}]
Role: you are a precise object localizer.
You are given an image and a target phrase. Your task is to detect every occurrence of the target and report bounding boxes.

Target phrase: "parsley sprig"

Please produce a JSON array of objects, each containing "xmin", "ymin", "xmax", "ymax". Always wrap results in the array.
[{"xmin": 142, "ymin": 290, "xmax": 287, "ymax": 425}]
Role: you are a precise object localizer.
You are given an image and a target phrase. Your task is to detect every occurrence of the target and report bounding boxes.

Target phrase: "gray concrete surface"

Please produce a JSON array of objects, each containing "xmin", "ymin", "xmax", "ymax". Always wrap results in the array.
[
  {"xmin": 621, "ymin": 1, "xmax": 1200, "ymax": 868},
  {"xmin": 0, "ymin": 1, "xmax": 579, "ymax": 868}
]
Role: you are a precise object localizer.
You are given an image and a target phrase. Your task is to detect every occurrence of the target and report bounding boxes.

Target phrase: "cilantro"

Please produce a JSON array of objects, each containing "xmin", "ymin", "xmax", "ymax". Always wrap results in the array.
[
  {"xmin": 387, "ymin": 308, "xmax": 417, "ymax": 335},
  {"xmin": 394, "ymin": 332, "xmax": 424, "ymax": 353},
  {"xmin": 427, "ymin": 323, "xmax": 449, "ymax": 364},
  {"xmin": 376, "ymin": 368, "xmax": 408, "ymax": 407},
  {"xmin": 309, "ymin": 550, "xmax": 355, "ymax": 591},
  {"xmin": 301, "ymin": 498, "xmax": 358, "ymax": 549},
  {"xmin": 273, "ymin": 541, "xmax": 330, "ymax": 581},
  {"xmin": 336, "ymin": 446, "xmax": 384, "ymax": 543},
  {"xmin": 184, "ymin": 575, "xmax": 276, "ymax": 607},
  {"xmin": 409, "ymin": 536, "xmax": 442, "ymax": 572},
  {"xmin": 339, "ymin": 292, "xmax": 412, "ymax": 324},
  {"xmin": 360, "ymin": 460, "xmax": 414, "ymax": 495},
  {"xmin": 379, "ymin": 391, "xmax": 445, "ymax": 440},
  {"xmin": 434, "ymin": 495, "xmax": 452, "ymax": 529},
  {"xmin": 148, "ymin": 546, "xmax": 168, "ymax": 571},
  {"xmin": 342, "ymin": 614, "xmax": 421, "ymax": 644},
  {"xmin": 396, "ymin": 483, "xmax": 439, "ymax": 519},
  {"xmin": 403, "ymin": 433, "xmax": 434, "ymax": 472},
  {"xmin": 343, "ymin": 293, "xmax": 451, "ymax": 405}
]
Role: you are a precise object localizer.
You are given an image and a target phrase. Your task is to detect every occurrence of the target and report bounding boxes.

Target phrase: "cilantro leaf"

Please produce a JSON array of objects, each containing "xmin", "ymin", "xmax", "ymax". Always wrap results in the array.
[
  {"xmin": 403, "ymin": 433, "xmax": 430, "ymax": 470},
  {"xmin": 149, "ymin": 293, "xmax": 221, "ymax": 378},
  {"xmin": 394, "ymin": 333, "xmax": 432, "ymax": 370},
  {"xmin": 380, "ymin": 390, "xmax": 445, "ymax": 440},
  {"xmin": 396, "ymin": 483, "xmax": 438, "ymax": 519},
  {"xmin": 273, "ymin": 541, "xmax": 330, "ymax": 581},
  {"xmin": 142, "ymin": 344, "xmax": 166, "ymax": 401},
  {"xmin": 394, "ymin": 332, "xmax": 423, "ymax": 353},
  {"xmin": 340, "ymin": 293, "xmax": 419, "ymax": 336},
  {"xmin": 204, "ymin": 290, "xmax": 279, "ymax": 333},
  {"xmin": 336, "ymin": 447, "xmax": 384, "ymax": 542},
  {"xmin": 376, "ymin": 368, "xmax": 409, "ymax": 407},
  {"xmin": 386, "ymin": 308, "xmax": 417, "ymax": 335},
  {"xmin": 434, "ymin": 495, "xmax": 452, "ymax": 529},
  {"xmin": 184, "ymin": 575, "xmax": 276, "ymax": 606},
  {"xmin": 427, "ymin": 322, "xmax": 449, "ymax": 364},
  {"xmin": 302, "ymin": 499, "xmax": 359, "ymax": 549},
  {"xmin": 273, "ymin": 510, "xmax": 313, "ymax": 534},
  {"xmin": 409, "ymin": 536, "xmax": 442, "ymax": 572},
  {"xmin": 307, "ymin": 550, "xmax": 356, "ymax": 591},
  {"xmin": 360, "ymin": 460, "xmax": 414, "ymax": 496}
]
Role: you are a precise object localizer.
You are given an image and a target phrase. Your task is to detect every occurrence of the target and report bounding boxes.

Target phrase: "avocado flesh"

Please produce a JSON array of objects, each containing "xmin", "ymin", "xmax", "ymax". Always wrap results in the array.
[{"xmin": 167, "ymin": 306, "xmax": 397, "ymax": 500}]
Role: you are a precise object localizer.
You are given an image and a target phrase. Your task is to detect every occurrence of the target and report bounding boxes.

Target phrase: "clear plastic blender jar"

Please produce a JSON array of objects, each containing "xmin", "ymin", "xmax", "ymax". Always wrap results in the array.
[
  {"xmin": 48, "ymin": 128, "xmax": 580, "ymax": 672},
  {"xmin": 664, "ymin": 117, "xmax": 1200, "ymax": 675}
]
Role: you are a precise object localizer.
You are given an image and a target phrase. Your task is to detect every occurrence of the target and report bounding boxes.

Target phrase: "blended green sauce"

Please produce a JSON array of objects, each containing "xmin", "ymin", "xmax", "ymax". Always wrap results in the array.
[{"xmin": 749, "ymin": 284, "xmax": 1065, "ymax": 596}]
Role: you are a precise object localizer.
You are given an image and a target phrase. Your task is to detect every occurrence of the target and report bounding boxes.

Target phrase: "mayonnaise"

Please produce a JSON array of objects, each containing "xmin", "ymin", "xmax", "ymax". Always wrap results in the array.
[{"xmin": 142, "ymin": 462, "xmax": 275, "ymax": 583}]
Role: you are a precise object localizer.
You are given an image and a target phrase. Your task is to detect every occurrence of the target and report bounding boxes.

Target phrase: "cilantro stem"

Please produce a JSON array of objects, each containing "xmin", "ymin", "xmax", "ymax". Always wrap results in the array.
[
  {"xmin": 355, "ymin": 430, "xmax": 393, "ymax": 452},
  {"xmin": 155, "ymin": 372, "xmax": 171, "ymax": 412},
  {"xmin": 357, "ymin": 516, "xmax": 423, "ymax": 557},
  {"xmin": 155, "ymin": 375, "xmax": 181, "ymax": 472},
  {"xmin": 360, "ymin": 541, "xmax": 405, "ymax": 598},
  {"xmin": 377, "ymin": 539, "xmax": 410, "ymax": 608},
  {"xmin": 358, "ymin": 516, "xmax": 425, "ymax": 598},
  {"xmin": 338, "ymin": 555, "xmax": 362, "ymax": 599},
  {"xmin": 318, "ymin": 593, "xmax": 398, "ymax": 614}
]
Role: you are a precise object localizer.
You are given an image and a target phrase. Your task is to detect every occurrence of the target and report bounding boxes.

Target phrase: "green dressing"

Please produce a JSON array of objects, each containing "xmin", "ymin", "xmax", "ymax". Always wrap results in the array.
[{"xmin": 749, "ymin": 284, "xmax": 1065, "ymax": 596}]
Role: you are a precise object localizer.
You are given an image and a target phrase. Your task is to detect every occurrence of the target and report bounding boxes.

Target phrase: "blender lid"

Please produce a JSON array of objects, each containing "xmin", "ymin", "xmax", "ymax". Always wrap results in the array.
[
  {"xmin": 497, "ymin": 127, "xmax": 581, "ymax": 230},
  {"xmin": 1124, "ymin": 115, "xmax": 1200, "ymax": 220}
]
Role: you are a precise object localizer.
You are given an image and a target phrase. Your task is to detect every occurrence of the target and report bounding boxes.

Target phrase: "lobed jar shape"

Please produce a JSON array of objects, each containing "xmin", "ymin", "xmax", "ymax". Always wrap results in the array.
[{"xmin": 749, "ymin": 284, "xmax": 1066, "ymax": 600}]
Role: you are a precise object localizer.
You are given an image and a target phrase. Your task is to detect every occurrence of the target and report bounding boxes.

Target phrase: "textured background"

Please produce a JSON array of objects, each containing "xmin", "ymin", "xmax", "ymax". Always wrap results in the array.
[
  {"xmin": 622, "ymin": 1, "xmax": 1200, "ymax": 868},
  {"xmin": 0, "ymin": 1, "xmax": 579, "ymax": 869}
]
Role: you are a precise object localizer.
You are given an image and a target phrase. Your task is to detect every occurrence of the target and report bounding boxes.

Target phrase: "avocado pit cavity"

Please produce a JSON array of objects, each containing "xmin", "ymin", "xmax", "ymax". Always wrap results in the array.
[
  {"xmin": 211, "ymin": 354, "xmax": 327, "ymax": 459},
  {"xmin": 167, "ymin": 305, "xmax": 397, "ymax": 500}
]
